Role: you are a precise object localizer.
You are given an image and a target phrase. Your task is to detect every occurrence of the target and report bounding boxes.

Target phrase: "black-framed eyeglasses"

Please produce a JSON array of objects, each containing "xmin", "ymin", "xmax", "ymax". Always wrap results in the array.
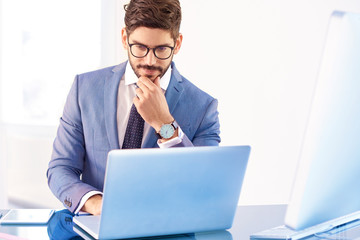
[{"xmin": 128, "ymin": 41, "xmax": 175, "ymax": 60}]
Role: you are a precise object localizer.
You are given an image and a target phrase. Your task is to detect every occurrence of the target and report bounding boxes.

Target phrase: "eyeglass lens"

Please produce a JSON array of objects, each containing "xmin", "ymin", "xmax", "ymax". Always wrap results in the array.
[{"xmin": 130, "ymin": 44, "xmax": 173, "ymax": 59}]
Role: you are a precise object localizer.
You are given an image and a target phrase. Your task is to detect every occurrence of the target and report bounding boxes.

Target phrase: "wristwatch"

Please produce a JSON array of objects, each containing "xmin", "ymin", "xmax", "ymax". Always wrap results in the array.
[{"xmin": 157, "ymin": 120, "xmax": 179, "ymax": 139}]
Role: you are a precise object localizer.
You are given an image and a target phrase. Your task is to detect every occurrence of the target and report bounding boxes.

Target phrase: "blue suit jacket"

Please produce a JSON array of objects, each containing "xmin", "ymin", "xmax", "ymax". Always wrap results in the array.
[{"xmin": 47, "ymin": 61, "xmax": 221, "ymax": 212}]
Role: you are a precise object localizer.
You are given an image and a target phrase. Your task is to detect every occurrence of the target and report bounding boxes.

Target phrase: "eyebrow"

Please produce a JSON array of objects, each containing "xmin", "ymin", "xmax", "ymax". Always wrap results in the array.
[{"xmin": 129, "ymin": 39, "xmax": 174, "ymax": 48}]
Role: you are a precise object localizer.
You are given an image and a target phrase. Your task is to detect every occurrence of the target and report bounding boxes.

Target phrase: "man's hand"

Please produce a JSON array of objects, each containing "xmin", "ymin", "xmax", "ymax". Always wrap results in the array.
[
  {"xmin": 134, "ymin": 76, "xmax": 174, "ymax": 132},
  {"xmin": 81, "ymin": 194, "xmax": 102, "ymax": 215}
]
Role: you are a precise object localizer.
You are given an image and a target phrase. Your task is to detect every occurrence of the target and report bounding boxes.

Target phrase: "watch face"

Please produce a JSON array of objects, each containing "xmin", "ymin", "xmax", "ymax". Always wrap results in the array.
[{"xmin": 160, "ymin": 124, "xmax": 175, "ymax": 139}]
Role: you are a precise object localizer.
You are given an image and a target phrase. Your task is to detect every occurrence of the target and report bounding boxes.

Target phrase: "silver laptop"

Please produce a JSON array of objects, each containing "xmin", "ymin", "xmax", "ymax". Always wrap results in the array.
[
  {"xmin": 251, "ymin": 10, "xmax": 360, "ymax": 240},
  {"xmin": 73, "ymin": 146, "xmax": 250, "ymax": 239}
]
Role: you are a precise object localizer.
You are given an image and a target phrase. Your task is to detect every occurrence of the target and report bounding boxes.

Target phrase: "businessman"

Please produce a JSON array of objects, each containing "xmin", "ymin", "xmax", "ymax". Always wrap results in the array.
[{"xmin": 47, "ymin": 0, "xmax": 220, "ymax": 215}]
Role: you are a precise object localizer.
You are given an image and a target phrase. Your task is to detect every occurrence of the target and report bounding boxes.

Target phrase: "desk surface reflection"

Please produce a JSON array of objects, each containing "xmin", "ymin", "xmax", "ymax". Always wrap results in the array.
[
  {"xmin": 48, "ymin": 209, "xmax": 233, "ymax": 240},
  {"xmin": 0, "ymin": 205, "xmax": 288, "ymax": 239}
]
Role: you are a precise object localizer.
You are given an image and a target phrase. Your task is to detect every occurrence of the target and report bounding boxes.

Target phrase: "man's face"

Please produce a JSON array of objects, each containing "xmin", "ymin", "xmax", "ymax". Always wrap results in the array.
[{"xmin": 121, "ymin": 26, "xmax": 183, "ymax": 81}]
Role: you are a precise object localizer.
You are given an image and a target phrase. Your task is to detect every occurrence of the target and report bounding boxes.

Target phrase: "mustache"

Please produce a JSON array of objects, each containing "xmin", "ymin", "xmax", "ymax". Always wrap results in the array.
[{"xmin": 136, "ymin": 64, "xmax": 163, "ymax": 72}]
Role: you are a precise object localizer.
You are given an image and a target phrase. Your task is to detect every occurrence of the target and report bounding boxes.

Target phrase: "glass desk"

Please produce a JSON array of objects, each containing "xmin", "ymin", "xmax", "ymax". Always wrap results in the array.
[
  {"xmin": 2, "ymin": 205, "xmax": 360, "ymax": 239},
  {"xmin": 0, "ymin": 205, "xmax": 286, "ymax": 239}
]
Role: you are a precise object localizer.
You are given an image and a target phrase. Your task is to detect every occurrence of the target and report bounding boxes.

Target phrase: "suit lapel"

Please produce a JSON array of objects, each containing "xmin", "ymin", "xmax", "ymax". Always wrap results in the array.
[
  {"xmin": 143, "ymin": 63, "xmax": 184, "ymax": 148},
  {"xmin": 104, "ymin": 62, "xmax": 127, "ymax": 150}
]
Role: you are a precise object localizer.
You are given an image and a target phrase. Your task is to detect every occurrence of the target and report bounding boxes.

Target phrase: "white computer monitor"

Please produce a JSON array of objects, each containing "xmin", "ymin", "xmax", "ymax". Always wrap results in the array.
[{"xmin": 285, "ymin": 11, "xmax": 360, "ymax": 231}]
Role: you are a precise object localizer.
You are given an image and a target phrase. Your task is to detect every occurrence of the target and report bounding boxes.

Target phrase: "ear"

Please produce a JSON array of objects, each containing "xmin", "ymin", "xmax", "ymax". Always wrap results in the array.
[
  {"xmin": 173, "ymin": 33, "xmax": 183, "ymax": 55},
  {"xmin": 121, "ymin": 27, "xmax": 128, "ymax": 50}
]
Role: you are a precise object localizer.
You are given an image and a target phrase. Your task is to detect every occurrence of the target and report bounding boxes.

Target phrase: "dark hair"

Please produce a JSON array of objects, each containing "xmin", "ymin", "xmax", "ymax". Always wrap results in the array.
[{"xmin": 124, "ymin": 0, "xmax": 182, "ymax": 41}]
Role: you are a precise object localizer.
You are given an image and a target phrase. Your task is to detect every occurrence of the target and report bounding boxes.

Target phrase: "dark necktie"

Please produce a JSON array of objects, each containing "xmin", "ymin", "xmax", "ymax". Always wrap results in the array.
[{"xmin": 122, "ymin": 104, "xmax": 145, "ymax": 149}]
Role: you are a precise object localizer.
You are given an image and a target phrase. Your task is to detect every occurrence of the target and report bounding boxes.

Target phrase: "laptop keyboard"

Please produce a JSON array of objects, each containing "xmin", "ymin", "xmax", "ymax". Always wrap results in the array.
[
  {"xmin": 0, "ymin": 210, "xmax": 10, "ymax": 220},
  {"xmin": 251, "ymin": 219, "xmax": 360, "ymax": 240},
  {"xmin": 250, "ymin": 225, "xmax": 314, "ymax": 240}
]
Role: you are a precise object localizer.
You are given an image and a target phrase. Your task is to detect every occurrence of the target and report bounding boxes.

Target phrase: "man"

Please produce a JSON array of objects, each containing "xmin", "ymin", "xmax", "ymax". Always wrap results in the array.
[{"xmin": 47, "ymin": 0, "xmax": 220, "ymax": 216}]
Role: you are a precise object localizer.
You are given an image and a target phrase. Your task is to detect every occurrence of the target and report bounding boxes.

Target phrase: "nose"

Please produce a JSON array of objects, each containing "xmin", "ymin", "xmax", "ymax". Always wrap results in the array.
[{"xmin": 143, "ymin": 49, "xmax": 157, "ymax": 66}]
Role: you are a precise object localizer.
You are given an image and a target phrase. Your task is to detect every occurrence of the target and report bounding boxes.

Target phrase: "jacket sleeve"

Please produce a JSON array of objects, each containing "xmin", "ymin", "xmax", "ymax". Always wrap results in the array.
[
  {"xmin": 47, "ymin": 75, "xmax": 99, "ymax": 213},
  {"xmin": 174, "ymin": 98, "xmax": 221, "ymax": 147}
]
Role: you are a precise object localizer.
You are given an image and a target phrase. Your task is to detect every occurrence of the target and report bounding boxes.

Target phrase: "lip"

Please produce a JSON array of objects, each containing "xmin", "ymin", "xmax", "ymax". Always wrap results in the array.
[{"xmin": 141, "ymin": 68, "xmax": 158, "ymax": 75}]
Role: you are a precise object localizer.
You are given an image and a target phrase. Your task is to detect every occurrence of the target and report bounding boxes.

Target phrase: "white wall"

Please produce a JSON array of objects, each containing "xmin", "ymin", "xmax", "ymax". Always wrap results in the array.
[
  {"xmin": 174, "ymin": 0, "xmax": 360, "ymax": 205},
  {"xmin": 0, "ymin": 1, "xmax": 119, "ymax": 208},
  {"xmin": 2, "ymin": 125, "xmax": 62, "ymax": 208},
  {"xmin": 0, "ymin": 0, "xmax": 7, "ymax": 209},
  {"xmin": 0, "ymin": 125, "xmax": 8, "ymax": 208}
]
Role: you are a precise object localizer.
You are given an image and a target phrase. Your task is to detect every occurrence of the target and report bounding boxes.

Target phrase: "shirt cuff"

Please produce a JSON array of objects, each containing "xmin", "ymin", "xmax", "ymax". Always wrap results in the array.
[
  {"xmin": 157, "ymin": 126, "xmax": 184, "ymax": 148},
  {"xmin": 74, "ymin": 190, "xmax": 103, "ymax": 214}
]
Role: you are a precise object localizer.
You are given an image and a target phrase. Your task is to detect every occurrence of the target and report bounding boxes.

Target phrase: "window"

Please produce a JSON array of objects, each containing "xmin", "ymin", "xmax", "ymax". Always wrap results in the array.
[
  {"xmin": 0, "ymin": 0, "xmax": 102, "ymax": 125},
  {"xmin": 0, "ymin": 0, "xmax": 126, "ymax": 208}
]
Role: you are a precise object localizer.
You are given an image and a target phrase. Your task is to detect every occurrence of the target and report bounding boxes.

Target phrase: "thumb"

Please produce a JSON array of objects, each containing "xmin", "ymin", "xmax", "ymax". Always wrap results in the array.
[{"xmin": 154, "ymin": 76, "xmax": 161, "ymax": 88}]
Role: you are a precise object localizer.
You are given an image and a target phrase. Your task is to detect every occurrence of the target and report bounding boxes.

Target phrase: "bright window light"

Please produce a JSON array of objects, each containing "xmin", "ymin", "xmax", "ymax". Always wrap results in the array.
[{"xmin": 1, "ymin": 0, "xmax": 101, "ymax": 125}]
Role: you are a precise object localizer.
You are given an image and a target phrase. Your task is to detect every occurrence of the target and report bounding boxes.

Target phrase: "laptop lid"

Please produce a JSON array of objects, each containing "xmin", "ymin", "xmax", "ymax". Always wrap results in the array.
[
  {"xmin": 285, "ymin": 11, "xmax": 360, "ymax": 231},
  {"xmin": 86, "ymin": 145, "xmax": 249, "ymax": 239}
]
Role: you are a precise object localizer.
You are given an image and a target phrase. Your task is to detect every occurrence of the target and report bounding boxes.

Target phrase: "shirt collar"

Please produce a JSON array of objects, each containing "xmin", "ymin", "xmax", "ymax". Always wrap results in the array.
[{"xmin": 124, "ymin": 61, "xmax": 172, "ymax": 91}]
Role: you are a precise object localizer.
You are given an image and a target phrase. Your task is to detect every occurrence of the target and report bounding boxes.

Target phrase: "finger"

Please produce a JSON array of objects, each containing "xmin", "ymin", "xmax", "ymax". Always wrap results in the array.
[
  {"xmin": 154, "ymin": 76, "xmax": 161, "ymax": 88},
  {"xmin": 137, "ymin": 80, "xmax": 151, "ymax": 95},
  {"xmin": 135, "ymin": 87, "xmax": 144, "ymax": 100},
  {"xmin": 133, "ymin": 96, "xmax": 144, "ymax": 115},
  {"xmin": 138, "ymin": 76, "xmax": 156, "ymax": 91},
  {"xmin": 136, "ymin": 79, "xmax": 146, "ymax": 89},
  {"xmin": 133, "ymin": 96, "xmax": 140, "ymax": 106}
]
